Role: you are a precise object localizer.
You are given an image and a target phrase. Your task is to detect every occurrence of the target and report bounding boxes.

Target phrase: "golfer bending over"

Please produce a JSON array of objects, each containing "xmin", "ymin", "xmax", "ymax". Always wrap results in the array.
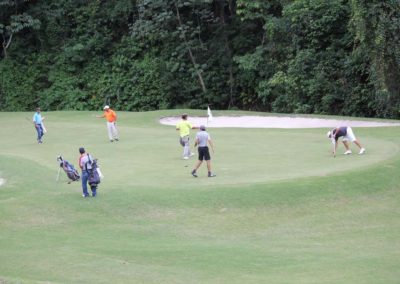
[
  {"xmin": 327, "ymin": 126, "xmax": 366, "ymax": 157},
  {"xmin": 191, "ymin": 125, "xmax": 216, "ymax": 177}
]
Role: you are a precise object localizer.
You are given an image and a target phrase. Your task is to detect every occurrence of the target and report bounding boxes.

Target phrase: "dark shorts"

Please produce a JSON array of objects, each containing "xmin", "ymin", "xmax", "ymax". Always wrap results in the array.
[{"xmin": 198, "ymin": 146, "xmax": 210, "ymax": 161}]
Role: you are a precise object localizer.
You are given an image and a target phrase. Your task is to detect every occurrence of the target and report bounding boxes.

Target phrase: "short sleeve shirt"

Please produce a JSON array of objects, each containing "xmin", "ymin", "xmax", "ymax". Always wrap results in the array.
[
  {"xmin": 176, "ymin": 120, "xmax": 193, "ymax": 137},
  {"xmin": 333, "ymin": 127, "xmax": 347, "ymax": 141},
  {"xmin": 104, "ymin": 110, "xmax": 117, "ymax": 122},
  {"xmin": 79, "ymin": 154, "xmax": 94, "ymax": 171},
  {"xmin": 33, "ymin": 112, "xmax": 42, "ymax": 124},
  {"xmin": 196, "ymin": 131, "xmax": 210, "ymax": 147}
]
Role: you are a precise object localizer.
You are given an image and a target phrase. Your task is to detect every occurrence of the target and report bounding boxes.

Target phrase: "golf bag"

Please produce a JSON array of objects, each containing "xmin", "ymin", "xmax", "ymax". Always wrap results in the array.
[
  {"xmin": 57, "ymin": 156, "xmax": 80, "ymax": 182},
  {"xmin": 85, "ymin": 156, "xmax": 101, "ymax": 187}
]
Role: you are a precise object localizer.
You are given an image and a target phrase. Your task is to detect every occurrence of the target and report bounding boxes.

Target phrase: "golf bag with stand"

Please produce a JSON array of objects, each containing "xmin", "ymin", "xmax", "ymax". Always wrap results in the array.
[
  {"xmin": 86, "ymin": 156, "xmax": 101, "ymax": 187},
  {"xmin": 57, "ymin": 156, "xmax": 80, "ymax": 182}
]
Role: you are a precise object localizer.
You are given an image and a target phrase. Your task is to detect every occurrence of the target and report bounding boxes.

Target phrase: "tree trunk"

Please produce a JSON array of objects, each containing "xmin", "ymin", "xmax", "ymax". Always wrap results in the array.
[
  {"xmin": 2, "ymin": 33, "xmax": 13, "ymax": 59},
  {"xmin": 173, "ymin": 1, "xmax": 207, "ymax": 93},
  {"xmin": 218, "ymin": 1, "xmax": 235, "ymax": 108}
]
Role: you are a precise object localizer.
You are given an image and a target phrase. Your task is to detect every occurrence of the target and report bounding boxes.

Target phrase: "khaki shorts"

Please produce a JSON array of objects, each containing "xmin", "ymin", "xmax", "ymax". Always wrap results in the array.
[{"xmin": 342, "ymin": 127, "xmax": 356, "ymax": 142}]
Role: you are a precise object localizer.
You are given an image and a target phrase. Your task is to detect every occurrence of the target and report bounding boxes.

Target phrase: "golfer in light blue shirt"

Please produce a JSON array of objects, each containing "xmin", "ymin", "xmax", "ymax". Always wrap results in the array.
[{"xmin": 32, "ymin": 107, "xmax": 45, "ymax": 143}]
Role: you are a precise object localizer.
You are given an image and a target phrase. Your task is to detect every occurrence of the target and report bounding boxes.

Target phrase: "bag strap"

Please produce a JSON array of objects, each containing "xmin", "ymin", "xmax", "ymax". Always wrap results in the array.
[{"xmin": 85, "ymin": 153, "xmax": 92, "ymax": 172}]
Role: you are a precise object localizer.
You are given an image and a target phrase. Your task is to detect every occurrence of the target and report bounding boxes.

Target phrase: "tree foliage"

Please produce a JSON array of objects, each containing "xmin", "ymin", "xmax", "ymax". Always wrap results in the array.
[{"xmin": 0, "ymin": 0, "xmax": 399, "ymax": 118}]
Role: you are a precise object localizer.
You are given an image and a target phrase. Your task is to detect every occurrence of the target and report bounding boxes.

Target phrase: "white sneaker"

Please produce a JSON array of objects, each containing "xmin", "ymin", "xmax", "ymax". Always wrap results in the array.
[
  {"xmin": 359, "ymin": 148, "xmax": 366, "ymax": 155},
  {"xmin": 183, "ymin": 157, "xmax": 189, "ymax": 160},
  {"xmin": 344, "ymin": 150, "xmax": 352, "ymax": 155}
]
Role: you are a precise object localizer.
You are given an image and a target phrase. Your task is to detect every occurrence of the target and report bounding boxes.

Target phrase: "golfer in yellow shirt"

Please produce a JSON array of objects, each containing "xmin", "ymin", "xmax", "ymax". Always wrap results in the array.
[{"xmin": 176, "ymin": 113, "xmax": 198, "ymax": 159}]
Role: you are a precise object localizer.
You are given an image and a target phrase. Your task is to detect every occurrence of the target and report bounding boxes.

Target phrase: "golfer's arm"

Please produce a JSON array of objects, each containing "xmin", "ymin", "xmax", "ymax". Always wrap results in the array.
[
  {"xmin": 333, "ymin": 127, "xmax": 340, "ymax": 139},
  {"xmin": 208, "ymin": 139, "xmax": 214, "ymax": 152}
]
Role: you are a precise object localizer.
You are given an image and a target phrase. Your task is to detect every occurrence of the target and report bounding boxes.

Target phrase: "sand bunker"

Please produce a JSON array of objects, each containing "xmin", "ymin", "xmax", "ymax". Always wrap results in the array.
[{"xmin": 160, "ymin": 116, "xmax": 400, "ymax": 128}]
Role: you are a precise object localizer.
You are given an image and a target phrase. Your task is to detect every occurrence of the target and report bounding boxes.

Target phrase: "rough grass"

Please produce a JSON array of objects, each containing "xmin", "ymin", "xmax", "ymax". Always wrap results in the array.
[{"xmin": 0, "ymin": 110, "xmax": 399, "ymax": 284}]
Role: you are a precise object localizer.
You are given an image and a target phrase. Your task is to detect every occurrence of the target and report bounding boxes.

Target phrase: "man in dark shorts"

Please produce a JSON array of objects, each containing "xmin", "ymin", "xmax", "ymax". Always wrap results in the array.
[{"xmin": 191, "ymin": 125, "xmax": 216, "ymax": 177}]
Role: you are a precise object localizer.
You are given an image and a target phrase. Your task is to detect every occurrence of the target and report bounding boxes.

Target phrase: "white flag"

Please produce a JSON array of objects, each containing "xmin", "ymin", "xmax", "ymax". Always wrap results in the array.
[{"xmin": 207, "ymin": 106, "xmax": 213, "ymax": 122}]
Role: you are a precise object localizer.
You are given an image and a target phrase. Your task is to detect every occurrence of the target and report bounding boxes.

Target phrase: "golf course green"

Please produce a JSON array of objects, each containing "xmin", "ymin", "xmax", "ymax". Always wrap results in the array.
[{"xmin": 0, "ymin": 110, "xmax": 399, "ymax": 283}]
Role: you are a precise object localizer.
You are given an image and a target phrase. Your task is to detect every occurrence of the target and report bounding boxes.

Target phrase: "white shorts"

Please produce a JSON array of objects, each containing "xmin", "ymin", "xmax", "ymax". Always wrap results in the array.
[{"xmin": 342, "ymin": 127, "xmax": 356, "ymax": 142}]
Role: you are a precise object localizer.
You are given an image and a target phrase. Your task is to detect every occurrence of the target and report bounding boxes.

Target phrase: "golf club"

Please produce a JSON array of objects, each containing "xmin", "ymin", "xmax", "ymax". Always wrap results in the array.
[
  {"xmin": 332, "ymin": 139, "xmax": 336, "ymax": 158},
  {"xmin": 56, "ymin": 167, "xmax": 61, "ymax": 182}
]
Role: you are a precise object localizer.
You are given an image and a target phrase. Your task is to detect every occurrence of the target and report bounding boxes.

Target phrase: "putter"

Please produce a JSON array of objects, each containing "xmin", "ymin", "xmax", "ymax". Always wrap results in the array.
[{"xmin": 331, "ymin": 138, "xmax": 336, "ymax": 158}]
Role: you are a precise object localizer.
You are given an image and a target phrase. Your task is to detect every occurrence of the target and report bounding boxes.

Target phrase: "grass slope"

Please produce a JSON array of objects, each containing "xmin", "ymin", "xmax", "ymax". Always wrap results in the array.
[{"xmin": 0, "ymin": 110, "xmax": 399, "ymax": 284}]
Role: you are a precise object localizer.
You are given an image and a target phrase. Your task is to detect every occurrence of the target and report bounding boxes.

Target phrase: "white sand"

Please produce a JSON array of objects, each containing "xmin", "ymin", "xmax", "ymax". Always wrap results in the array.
[{"xmin": 160, "ymin": 116, "xmax": 400, "ymax": 128}]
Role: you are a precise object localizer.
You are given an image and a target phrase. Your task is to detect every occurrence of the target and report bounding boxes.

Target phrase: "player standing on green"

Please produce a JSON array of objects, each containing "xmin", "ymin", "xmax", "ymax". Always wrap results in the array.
[
  {"xmin": 191, "ymin": 125, "xmax": 216, "ymax": 177},
  {"xmin": 176, "ymin": 113, "xmax": 197, "ymax": 159}
]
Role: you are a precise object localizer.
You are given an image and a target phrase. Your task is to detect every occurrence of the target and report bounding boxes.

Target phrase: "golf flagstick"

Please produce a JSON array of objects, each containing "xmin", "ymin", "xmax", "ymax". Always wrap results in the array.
[{"xmin": 207, "ymin": 106, "xmax": 213, "ymax": 126}]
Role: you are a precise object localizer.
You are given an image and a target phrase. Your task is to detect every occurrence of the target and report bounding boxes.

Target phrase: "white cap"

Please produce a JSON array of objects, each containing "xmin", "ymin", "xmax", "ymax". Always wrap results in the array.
[
  {"xmin": 326, "ymin": 131, "xmax": 331, "ymax": 138},
  {"xmin": 103, "ymin": 105, "xmax": 110, "ymax": 110}
]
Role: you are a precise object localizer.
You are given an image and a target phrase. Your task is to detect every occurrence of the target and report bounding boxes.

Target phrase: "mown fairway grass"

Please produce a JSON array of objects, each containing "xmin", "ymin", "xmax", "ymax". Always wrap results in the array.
[{"xmin": 0, "ymin": 110, "xmax": 399, "ymax": 284}]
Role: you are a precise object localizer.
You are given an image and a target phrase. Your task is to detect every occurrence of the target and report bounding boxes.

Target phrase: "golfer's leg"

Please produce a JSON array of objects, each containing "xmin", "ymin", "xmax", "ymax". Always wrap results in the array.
[
  {"xmin": 81, "ymin": 172, "xmax": 89, "ymax": 197},
  {"xmin": 206, "ymin": 160, "xmax": 212, "ymax": 172},
  {"xmin": 112, "ymin": 124, "xmax": 119, "ymax": 139},
  {"xmin": 183, "ymin": 138, "xmax": 190, "ymax": 157},
  {"xmin": 40, "ymin": 126, "xmax": 44, "ymax": 141},
  {"xmin": 194, "ymin": 160, "xmax": 203, "ymax": 171},
  {"xmin": 343, "ymin": 141, "xmax": 350, "ymax": 150},
  {"xmin": 353, "ymin": 140, "xmax": 363, "ymax": 149},
  {"xmin": 35, "ymin": 126, "xmax": 41, "ymax": 141},
  {"xmin": 91, "ymin": 185, "xmax": 97, "ymax": 197},
  {"xmin": 106, "ymin": 122, "xmax": 113, "ymax": 140},
  {"xmin": 180, "ymin": 138, "xmax": 185, "ymax": 156}
]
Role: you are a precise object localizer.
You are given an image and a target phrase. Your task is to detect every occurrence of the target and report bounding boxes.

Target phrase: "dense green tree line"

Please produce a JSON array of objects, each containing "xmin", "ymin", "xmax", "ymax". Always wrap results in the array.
[{"xmin": 0, "ymin": 0, "xmax": 399, "ymax": 118}]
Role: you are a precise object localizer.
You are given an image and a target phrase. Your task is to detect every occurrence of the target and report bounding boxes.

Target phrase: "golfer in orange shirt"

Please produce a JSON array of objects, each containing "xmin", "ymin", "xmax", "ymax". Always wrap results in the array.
[{"xmin": 96, "ymin": 105, "xmax": 119, "ymax": 142}]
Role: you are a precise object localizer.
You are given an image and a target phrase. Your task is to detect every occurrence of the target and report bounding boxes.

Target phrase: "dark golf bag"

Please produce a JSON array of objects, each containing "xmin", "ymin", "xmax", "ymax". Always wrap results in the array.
[
  {"xmin": 58, "ymin": 156, "xmax": 80, "ymax": 181},
  {"xmin": 87, "ymin": 158, "xmax": 101, "ymax": 187}
]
